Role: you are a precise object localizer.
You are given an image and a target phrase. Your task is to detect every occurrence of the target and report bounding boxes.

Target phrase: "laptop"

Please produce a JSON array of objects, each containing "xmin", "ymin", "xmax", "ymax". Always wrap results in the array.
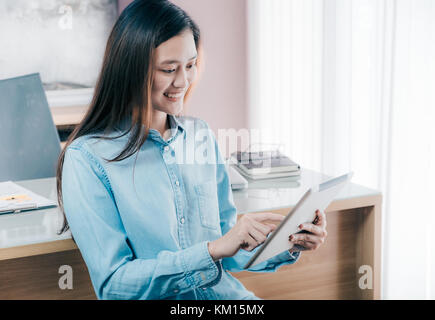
[{"xmin": 0, "ymin": 73, "xmax": 61, "ymax": 182}]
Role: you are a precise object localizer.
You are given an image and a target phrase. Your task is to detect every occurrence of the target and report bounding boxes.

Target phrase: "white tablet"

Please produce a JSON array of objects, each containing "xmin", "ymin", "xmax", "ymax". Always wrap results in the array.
[{"xmin": 244, "ymin": 172, "xmax": 354, "ymax": 269}]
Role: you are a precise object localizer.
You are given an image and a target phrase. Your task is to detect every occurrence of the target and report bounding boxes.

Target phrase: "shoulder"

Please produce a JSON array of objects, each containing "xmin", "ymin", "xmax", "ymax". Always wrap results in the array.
[
  {"xmin": 66, "ymin": 134, "xmax": 101, "ymax": 159},
  {"xmin": 63, "ymin": 135, "xmax": 111, "ymax": 182},
  {"xmin": 62, "ymin": 134, "xmax": 114, "ymax": 187},
  {"xmin": 62, "ymin": 137, "xmax": 114, "ymax": 200},
  {"xmin": 63, "ymin": 135, "xmax": 105, "ymax": 171},
  {"xmin": 67, "ymin": 134, "xmax": 96, "ymax": 151},
  {"xmin": 66, "ymin": 132, "xmax": 126, "ymax": 163}
]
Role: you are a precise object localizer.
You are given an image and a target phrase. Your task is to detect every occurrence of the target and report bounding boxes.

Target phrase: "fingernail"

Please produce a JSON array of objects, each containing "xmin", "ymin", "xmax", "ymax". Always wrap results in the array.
[{"xmin": 298, "ymin": 224, "xmax": 303, "ymax": 230}]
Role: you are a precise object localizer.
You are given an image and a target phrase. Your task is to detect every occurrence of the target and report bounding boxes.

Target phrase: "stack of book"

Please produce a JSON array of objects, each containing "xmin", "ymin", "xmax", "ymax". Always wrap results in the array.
[{"xmin": 229, "ymin": 150, "xmax": 301, "ymax": 180}]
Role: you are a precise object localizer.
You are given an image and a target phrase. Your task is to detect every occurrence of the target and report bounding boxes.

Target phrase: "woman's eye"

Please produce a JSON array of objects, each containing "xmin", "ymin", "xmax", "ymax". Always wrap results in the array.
[{"xmin": 162, "ymin": 63, "xmax": 195, "ymax": 74}]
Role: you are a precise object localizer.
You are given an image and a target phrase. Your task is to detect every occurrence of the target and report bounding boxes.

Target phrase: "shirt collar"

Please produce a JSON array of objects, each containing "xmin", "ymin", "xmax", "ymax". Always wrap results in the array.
[
  {"xmin": 115, "ymin": 113, "xmax": 185, "ymax": 142},
  {"xmin": 168, "ymin": 113, "xmax": 185, "ymax": 134},
  {"xmin": 148, "ymin": 114, "xmax": 185, "ymax": 143}
]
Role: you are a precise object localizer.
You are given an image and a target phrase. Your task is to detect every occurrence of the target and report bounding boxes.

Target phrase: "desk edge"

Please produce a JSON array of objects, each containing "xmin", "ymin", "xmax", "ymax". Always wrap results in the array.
[
  {"xmin": 0, "ymin": 194, "xmax": 382, "ymax": 261},
  {"xmin": 0, "ymin": 239, "xmax": 78, "ymax": 261}
]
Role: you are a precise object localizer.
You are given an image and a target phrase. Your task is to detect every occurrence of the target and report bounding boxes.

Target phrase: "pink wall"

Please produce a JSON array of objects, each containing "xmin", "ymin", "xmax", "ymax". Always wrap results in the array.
[{"xmin": 118, "ymin": 0, "xmax": 248, "ymax": 155}]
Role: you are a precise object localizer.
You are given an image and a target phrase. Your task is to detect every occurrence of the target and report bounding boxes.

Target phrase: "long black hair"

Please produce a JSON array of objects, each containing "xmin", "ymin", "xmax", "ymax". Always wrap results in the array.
[{"xmin": 56, "ymin": 0, "xmax": 201, "ymax": 234}]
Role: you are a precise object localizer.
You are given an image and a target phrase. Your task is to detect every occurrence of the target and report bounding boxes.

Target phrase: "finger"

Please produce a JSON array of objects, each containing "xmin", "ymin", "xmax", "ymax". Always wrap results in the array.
[
  {"xmin": 290, "ymin": 232, "xmax": 320, "ymax": 244},
  {"xmin": 289, "ymin": 234, "xmax": 318, "ymax": 250},
  {"xmin": 251, "ymin": 219, "xmax": 275, "ymax": 236},
  {"xmin": 241, "ymin": 233, "xmax": 260, "ymax": 251},
  {"xmin": 250, "ymin": 212, "xmax": 285, "ymax": 223},
  {"xmin": 298, "ymin": 223, "xmax": 326, "ymax": 237},
  {"xmin": 266, "ymin": 223, "xmax": 279, "ymax": 232},
  {"xmin": 293, "ymin": 239, "xmax": 317, "ymax": 250},
  {"xmin": 291, "ymin": 244, "xmax": 306, "ymax": 251},
  {"xmin": 290, "ymin": 236, "xmax": 315, "ymax": 251},
  {"xmin": 248, "ymin": 227, "xmax": 267, "ymax": 245},
  {"xmin": 314, "ymin": 209, "xmax": 327, "ymax": 227}
]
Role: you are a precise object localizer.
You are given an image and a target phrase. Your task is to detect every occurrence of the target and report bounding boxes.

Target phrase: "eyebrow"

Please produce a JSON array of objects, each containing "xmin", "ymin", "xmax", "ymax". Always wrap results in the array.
[{"xmin": 160, "ymin": 55, "xmax": 197, "ymax": 65}]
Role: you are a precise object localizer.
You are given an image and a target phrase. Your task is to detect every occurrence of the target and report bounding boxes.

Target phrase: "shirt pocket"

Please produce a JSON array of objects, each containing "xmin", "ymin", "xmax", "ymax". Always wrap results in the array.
[{"xmin": 194, "ymin": 180, "xmax": 220, "ymax": 230}]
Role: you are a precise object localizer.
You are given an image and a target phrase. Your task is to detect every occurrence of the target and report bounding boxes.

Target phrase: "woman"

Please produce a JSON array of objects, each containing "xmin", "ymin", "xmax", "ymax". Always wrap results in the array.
[{"xmin": 57, "ymin": 0, "xmax": 327, "ymax": 300}]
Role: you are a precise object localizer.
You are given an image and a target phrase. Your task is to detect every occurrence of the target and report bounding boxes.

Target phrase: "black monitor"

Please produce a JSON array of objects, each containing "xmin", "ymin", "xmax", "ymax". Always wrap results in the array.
[{"xmin": 0, "ymin": 73, "xmax": 61, "ymax": 182}]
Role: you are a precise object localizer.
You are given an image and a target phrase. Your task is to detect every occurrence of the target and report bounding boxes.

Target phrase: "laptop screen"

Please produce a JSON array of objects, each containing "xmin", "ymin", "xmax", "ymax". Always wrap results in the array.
[{"xmin": 0, "ymin": 73, "xmax": 61, "ymax": 182}]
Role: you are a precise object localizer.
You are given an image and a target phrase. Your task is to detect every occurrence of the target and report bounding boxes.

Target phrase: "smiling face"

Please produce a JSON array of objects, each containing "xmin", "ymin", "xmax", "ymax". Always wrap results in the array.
[{"xmin": 152, "ymin": 29, "xmax": 198, "ymax": 116}]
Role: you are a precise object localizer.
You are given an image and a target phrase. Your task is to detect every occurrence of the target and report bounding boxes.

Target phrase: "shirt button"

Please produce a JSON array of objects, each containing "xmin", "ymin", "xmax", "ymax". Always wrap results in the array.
[
  {"xmin": 175, "ymin": 180, "xmax": 180, "ymax": 186},
  {"xmin": 164, "ymin": 146, "xmax": 169, "ymax": 152},
  {"xmin": 173, "ymin": 289, "xmax": 179, "ymax": 294},
  {"xmin": 180, "ymin": 217, "xmax": 185, "ymax": 224},
  {"xmin": 202, "ymin": 287, "xmax": 207, "ymax": 291}
]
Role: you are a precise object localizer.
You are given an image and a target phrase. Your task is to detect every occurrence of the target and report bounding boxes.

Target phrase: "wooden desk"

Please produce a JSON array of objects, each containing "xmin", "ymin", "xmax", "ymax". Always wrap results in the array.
[
  {"xmin": 50, "ymin": 105, "xmax": 87, "ymax": 149},
  {"xmin": 0, "ymin": 170, "xmax": 382, "ymax": 300},
  {"xmin": 51, "ymin": 105, "xmax": 87, "ymax": 127}
]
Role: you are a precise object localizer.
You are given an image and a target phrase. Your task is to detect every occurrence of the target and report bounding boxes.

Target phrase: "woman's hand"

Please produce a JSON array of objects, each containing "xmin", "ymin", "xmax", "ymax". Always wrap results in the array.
[
  {"xmin": 207, "ymin": 212, "xmax": 284, "ymax": 261},
  {"xmin": 289, "ymin": 209, "xmax": 327, "ymax": 252}
]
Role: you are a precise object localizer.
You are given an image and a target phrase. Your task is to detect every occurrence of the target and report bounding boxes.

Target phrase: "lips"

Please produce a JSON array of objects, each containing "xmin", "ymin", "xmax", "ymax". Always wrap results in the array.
[{"xmin": 164, "ymin": 92, "xmax": 184, "ymax": 98}]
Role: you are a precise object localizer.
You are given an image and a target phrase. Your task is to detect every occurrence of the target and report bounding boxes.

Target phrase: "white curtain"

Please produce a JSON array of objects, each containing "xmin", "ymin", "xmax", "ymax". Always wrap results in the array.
[{"xmin": 247, "ymin": 0, "xmax": 435, "ymax": 299}]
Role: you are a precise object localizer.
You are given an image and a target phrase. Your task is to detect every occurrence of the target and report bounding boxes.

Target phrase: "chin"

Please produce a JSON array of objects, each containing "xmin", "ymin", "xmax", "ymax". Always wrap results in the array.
[
  {"xmin": 168, "ymin": 103, "xmax": 184, "ymax": 115},
  {"xmin": 154, "ymin": 102, "xmax": 183, "ymax": 114}
]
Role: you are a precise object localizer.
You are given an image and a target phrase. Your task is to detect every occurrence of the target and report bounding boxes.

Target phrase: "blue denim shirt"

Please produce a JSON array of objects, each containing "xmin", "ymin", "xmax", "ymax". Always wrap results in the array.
[{"xmin": 61, "ymin": 114, "xmax": 300, "ymax": 300}]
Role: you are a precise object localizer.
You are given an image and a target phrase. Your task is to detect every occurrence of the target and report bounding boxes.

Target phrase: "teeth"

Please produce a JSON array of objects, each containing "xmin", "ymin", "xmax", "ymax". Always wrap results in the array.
[{"xmin": 164, "ymin": 93, "xmax": 183, "ymax": 99}]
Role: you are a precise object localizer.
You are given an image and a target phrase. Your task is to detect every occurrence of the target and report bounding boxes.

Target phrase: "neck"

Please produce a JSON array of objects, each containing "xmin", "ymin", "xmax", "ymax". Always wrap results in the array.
[{"xmin": 150, "ymin": 110, "xmax": 170, "ymax": 137}]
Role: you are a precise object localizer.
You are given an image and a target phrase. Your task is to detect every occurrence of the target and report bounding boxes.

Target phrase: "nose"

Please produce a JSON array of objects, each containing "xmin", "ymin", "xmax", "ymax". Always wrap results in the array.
[{"xmin": 173, "ymin": 68, "xmax": 189, "ymax": 89}]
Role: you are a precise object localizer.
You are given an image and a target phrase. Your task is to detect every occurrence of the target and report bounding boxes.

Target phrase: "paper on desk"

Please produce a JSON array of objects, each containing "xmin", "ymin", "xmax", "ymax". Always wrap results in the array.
[{"xmin": 0, "ymin": 181, "xmax": 57, "ymax": 213}]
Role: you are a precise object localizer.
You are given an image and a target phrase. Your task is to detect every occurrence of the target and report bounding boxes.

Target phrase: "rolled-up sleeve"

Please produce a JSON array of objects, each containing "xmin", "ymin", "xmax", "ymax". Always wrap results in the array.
[
  {"xmin": 62, "ymin": 144, "xmax": 221, "ymax": 299},
  {"xmin": 209, "ymin": 128, "xmax": 301, "ymax": 273}
]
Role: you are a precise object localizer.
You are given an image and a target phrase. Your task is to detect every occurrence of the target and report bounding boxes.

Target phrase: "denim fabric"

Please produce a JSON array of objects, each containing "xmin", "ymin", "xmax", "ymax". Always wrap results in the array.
[{"xmin": 62, "ymin": 114, "xmax": 300, "ymax": 300}]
